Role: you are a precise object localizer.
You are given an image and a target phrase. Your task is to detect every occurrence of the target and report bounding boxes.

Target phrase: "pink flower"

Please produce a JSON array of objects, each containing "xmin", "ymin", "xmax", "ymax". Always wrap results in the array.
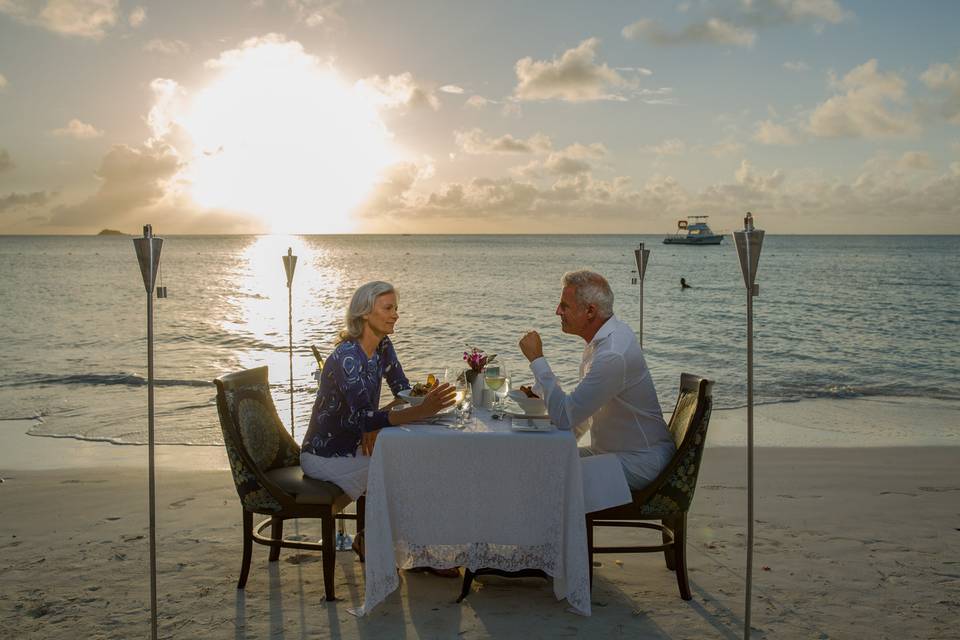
[{"xmin": 463, "ymin": 345, "xmax": 496, "ymax": 373}]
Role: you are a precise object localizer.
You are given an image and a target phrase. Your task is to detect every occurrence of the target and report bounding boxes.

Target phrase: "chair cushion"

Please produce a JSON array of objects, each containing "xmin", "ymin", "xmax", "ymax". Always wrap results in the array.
[
  {"xmin": 265, "ymin": 466, "xmax": 347, "ymax": 506},
  {"xmin": 231, "ymin": 389, "xmax": 301, "ymax": 472}
]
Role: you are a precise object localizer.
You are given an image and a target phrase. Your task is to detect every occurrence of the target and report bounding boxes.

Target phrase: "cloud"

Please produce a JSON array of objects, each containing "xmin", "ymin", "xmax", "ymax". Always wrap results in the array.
[
  {"xmin": 44, "ymin": 142, "xmax": 264, "ymax": 233},
  {"xmin": 353, "ymin": 161, "xmax": 430, "ymax": 219},
  {"xmin": 143, "ymin": 38, "xmax": 190, "ymax": 55},
  {"xmin": 641, "ymin": 138, "xmax": 687, "ymax": 156},
  {"xmin": 358, "ymin": 72, "xmax": 440, "ymax": 111},
  {"xmin": 897, "ymin": 151, "xmax": 935, "ymax": 171},
  {"xmin": 454, "ymin": 129, "xmax": 552, "ymax": 155},
  {"xmin": 0, "ymin": 148, "xmax": 12, "ymax": 173},
  {"xmin": 740, "ymin": 0, "xmax": 850, "ymax": 26},
  {"xmin": 808, "ymin": 59, "xmax": 915, "ymax": 138},
  {"xmin": 542, "ymin": 143, "xmax": 607, "ymax": 175},
  {"xmin": 284, "ymin": 0, "xmax": 344, "ymax": 28},
  {"xmin": 47, "ymin": 143, "xmax": 180, "ymax": 227},
  {"xmin": 128, "ymin": 5, "xmax": 144, "ymax": 27},
  {"xmin": 783, "ymin": 60, "xmax": 810, "ymax": 72},
  {"xmin": 0, "ymin": 190, "xmax": 53, "ymax": 214},
  {"xmin": 354, "ymin": 149, "xmax": 960, "ymax": 233},
  {"xmin": 513, "ymin": 38, "xmax": 628, "ymax": 102},
  {"xmin": 0, "ymin": 0, "xmax": 119, "ymax": 39},
  {"xmin": 51, "ymin": 118, "xmax": 104, "ymax": 139},
  {"xmin": 439, "ymin": 84, "xmax": 464, "ymax": 94},
  {"xmin": 622, "ymin": 18, "xmax": 756, "ymax": 47},
  {"xmin": 465, "ymin": 95, "xmax": 493, "ymax": 109},
  {"xmin": 753, "ymin": 119, "xmax": 800, "ymax": 145},
  {"xmin": 622, "ymin": 1, "xmax": 849, "ymax": 49},
  {"xmin": 920, "ymin": 60, "xmax": 960, "ymax": 124},
  {"xmin": 705, "ymin": 138, "xmax": 744, "ymax": 158}
]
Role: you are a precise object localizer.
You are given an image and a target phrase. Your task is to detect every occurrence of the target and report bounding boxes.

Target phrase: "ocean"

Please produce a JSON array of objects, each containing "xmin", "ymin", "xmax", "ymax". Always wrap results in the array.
[{"xmin": 0, "ymin": 234, "xmax": 957, "ymax": 447}]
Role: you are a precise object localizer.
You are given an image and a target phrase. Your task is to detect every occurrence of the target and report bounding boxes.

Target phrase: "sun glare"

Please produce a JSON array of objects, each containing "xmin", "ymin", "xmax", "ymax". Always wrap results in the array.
[{"xmin": 178, "ymin": 38, "xmax": 397, "ymax": 234}]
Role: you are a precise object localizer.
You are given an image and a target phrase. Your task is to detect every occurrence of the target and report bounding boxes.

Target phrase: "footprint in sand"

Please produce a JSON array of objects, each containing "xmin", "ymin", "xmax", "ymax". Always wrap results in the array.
[{"xmin": 169, "ymin": 497, "xmax": 195, "ymax": 509}]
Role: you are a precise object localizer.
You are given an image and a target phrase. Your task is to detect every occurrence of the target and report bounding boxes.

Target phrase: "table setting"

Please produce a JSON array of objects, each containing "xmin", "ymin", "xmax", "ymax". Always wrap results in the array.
[{"xmin": 350, "ymin": 348, "xmax": 593, "ymax": 617}]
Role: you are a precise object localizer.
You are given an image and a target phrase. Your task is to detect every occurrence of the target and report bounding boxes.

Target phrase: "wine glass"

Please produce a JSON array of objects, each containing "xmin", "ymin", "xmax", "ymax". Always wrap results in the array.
[
  {"xmin": 451, "ymin": 372, "xmax": 471, "ymax": 430},
  {"xmin": 484, "ymin": 363, "xmax": 509, "ymax": 418}
]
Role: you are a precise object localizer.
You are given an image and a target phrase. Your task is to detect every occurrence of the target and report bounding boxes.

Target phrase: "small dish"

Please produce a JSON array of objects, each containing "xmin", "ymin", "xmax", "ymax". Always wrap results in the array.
[{"xmin": 396, "ymin": 389, "xmax": 426, "ymax": 406}]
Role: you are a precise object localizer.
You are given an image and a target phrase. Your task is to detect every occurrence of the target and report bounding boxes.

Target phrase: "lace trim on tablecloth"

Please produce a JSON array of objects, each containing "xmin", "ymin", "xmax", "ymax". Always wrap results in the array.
[{"xmin": 394, "ymin": 541, "xmax": 560, "ymax": 573}]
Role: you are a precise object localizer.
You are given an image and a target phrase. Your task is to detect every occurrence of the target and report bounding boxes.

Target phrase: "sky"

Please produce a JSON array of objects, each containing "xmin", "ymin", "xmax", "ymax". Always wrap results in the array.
[{"xmin": 1, "ymin": 0, "xmax": 959, "ymax": 235}]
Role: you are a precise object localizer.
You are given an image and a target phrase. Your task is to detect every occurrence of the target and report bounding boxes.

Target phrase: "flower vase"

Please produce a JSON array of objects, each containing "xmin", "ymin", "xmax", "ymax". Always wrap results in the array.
[{"xmin": 469, "ymin": 371, "xmax": 486, "ymax": 407}]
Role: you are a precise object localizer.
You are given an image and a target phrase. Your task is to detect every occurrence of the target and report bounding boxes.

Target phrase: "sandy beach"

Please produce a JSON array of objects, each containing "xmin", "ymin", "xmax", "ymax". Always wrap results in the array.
[{"xmin": 2, "ymin": 399, "xmax": 958, "ymax": 639}]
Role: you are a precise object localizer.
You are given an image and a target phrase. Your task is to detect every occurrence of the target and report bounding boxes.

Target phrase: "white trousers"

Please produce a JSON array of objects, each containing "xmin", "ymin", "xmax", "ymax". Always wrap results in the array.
[{"xmin": 300, "ymin": 448, "xmax": 370, "ymax": 500}]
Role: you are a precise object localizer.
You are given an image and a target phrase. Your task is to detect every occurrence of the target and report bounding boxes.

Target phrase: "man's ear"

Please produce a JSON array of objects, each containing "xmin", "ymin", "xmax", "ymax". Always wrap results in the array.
[{"xmin": 585, "ymin": 303, "xmax": 597, "ymax": 319}]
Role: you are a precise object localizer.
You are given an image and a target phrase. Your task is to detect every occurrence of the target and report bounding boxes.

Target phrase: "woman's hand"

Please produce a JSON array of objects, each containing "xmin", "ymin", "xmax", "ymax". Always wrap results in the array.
[
  {"xmin": 361, "ymin": 429, "xmax": 380, "ymax": 456},
  {"xmin": 419, "ymin": 382, "xmax": 457, "ymax": 416}
]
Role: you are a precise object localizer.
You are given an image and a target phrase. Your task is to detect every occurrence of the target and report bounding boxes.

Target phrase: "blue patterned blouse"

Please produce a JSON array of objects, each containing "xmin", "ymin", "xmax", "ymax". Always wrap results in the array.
[{"xmin": 301, "ymin": 337, "xmax": 410, "ymax": 458}]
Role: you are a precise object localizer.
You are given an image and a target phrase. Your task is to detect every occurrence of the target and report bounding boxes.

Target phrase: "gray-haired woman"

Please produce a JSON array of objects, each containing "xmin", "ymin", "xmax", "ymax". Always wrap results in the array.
[{"xmin": 301, "ymin": 280, "xmax": 455, "ymax": 502}]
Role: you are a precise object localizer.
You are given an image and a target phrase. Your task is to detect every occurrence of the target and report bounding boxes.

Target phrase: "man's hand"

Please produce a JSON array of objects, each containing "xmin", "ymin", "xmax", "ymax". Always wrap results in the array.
[
  {"xmin": 361, "ymin": 429, "xmax": 380, "ymax": 456},
  {"xmin": 519, "ymin": 330, "xmax": 544, "ymax": 362}
]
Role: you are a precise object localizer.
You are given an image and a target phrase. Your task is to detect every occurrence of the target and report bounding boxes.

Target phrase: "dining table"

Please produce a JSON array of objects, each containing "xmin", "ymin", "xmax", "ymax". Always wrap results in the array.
[{"xmin": 353, "ymin": 406, "xmax": 595, "ymax": 616}]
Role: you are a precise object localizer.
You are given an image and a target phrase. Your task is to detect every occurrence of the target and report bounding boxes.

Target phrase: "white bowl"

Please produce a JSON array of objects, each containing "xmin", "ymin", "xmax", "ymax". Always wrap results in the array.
[
  {"xmin": 397, "ymin": 389, "xmax": 427, "ymax": 406},
  {"xmin": 507, "ymin": 389, "xmax": 546, "ymax": 416}
]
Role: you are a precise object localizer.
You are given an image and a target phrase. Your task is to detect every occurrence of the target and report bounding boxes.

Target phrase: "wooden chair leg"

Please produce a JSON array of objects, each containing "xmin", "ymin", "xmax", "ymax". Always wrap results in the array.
[
  {"xmin": 238, "ymin": 509, "xmax": 253, "ymax": 589},
  {"xmin": 662, "ymin": 515, "xmax": 677, "ymax": 571},
  {"xmin": 586, "ymin": 515, "xmax": 594, "ymax": 590},
  {"xmin": 356, "ymin": 495, "xmax": 365, "ymax": 533},
  {"xmin": 321, "ymin": 508, "xmax": 337, "ymax": 601},
  {"xmin": 674, "ymin": 512, "xmax": 691, "ymax": 600},
  {"xmin": 268, "ymin": 516, "xmax": 283, "ymax": 561}
]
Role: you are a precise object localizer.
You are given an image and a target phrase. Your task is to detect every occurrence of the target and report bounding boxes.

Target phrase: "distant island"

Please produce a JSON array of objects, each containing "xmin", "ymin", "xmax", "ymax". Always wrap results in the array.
[{"xmin": 97, "ymin": 229, "xmax": 127, "ymax": 236}]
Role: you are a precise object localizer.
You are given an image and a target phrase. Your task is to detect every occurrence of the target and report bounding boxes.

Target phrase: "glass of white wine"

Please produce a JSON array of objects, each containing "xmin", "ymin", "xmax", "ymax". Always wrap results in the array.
[
  {"xmin": 484, "ymin": 363, "xmax": 509, "ymax": 418},
  {"xmin": 451, "ymin": 373, "xmax": 470, "ymax": 429}
]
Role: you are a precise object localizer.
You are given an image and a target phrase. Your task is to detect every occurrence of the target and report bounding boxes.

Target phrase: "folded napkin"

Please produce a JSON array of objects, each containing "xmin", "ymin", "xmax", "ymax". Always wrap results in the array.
[{"xmin": 510, "ymin": 417, "xmax": 552, "ymax": 431}]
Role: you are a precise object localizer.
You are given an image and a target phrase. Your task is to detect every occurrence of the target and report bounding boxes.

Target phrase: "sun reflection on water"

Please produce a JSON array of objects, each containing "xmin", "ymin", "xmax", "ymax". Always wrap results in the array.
[{"xmin": 223, "ymin": 235, "xmax": 348, "ymax": 432}]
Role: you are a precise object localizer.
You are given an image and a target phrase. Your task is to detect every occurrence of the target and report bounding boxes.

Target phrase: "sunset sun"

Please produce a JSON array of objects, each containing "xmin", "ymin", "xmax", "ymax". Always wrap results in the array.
[{"xmin": 176, "ymin": 36, "xmax": 397, "ymax": 233}]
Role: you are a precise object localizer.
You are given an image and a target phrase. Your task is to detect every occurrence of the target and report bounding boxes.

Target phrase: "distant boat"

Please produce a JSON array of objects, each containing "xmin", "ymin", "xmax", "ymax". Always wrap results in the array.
[{"xmin": 663, "ymin": 216, "xmax": 724, "ymax": 245}]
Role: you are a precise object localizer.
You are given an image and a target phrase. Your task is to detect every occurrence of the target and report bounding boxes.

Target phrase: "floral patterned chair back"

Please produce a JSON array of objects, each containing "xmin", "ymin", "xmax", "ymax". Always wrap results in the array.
[
  {"xmin": 637, "ymin": 373, "xmax": 714, "ymax": 518},
  {"xmin": 215, "ymin": 366, "xmax": 302, "ymax": 514}
]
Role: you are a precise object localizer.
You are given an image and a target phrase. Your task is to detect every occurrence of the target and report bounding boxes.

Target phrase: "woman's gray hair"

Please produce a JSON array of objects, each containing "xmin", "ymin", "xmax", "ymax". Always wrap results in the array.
[
  {"xmin": 562, "ymin": 270, "xmax": 614, "ymax": 319},
  {"xmin": 338, "ymin": 281, "xmax": 397, "ymax": 342}
]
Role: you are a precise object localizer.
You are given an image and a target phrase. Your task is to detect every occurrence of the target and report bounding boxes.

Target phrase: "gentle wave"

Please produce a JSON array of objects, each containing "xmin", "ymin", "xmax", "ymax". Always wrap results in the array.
[{"xmin": 0, "ymin": 373, "xmax": 213, "ymax": 389}]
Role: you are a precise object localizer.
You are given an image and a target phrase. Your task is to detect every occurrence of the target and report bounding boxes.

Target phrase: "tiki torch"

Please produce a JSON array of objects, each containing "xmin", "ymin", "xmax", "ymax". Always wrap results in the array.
[
  {"xmin": 633, "ymin": 243, "xmax": 651, "ymax": 347},
  {"xmin": 133, "ymin": 224, "xmax": 164, "ymax": 640},
  {"xmin": 733, "ymin": 212, "xmax": 764, "ymax": 639}
]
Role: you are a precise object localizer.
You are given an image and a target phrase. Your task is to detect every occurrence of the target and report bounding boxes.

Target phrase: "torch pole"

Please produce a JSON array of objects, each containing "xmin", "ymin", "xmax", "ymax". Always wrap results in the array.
[
  {"xmin": 733, "ymin": 212, "xmax": 764, "ymax": 640},
  {"xmin": 282, "ymin": 248, "xmax": 298, "ymax": 438},
  {"xmin": 133, "ymin": 225, "xmax": 163, "ymax": 640},
  {"xmin": 744, "ymin": 252, "xmax": 755, "ymax": 640}
]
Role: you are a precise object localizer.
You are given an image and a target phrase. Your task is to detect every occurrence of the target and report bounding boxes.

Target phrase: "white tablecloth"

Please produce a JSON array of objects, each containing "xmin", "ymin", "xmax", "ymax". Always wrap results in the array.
[{"xmin": 356, "ymin": 408, "xmax": 593, "ymax": 616}]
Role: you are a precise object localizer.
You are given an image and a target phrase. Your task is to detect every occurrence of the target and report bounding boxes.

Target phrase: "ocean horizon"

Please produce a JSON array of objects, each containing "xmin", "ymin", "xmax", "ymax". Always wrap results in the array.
[{"xmin": 1, "ymin": 233, "xmax": 957, "ymax": 447}]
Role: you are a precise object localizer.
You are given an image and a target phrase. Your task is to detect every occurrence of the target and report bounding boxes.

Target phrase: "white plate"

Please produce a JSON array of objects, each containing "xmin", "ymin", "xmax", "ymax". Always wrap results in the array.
[
  {"xmin": 510, "ymin": 419, "xmax": 554, "ymax": 432},
  {"xmin": 390, "ymin": 404, "xmax": 454, "ymax": 423},
  {"xmin": 503, "ymin": 409, "xmax": 550, "ymax": 420}
]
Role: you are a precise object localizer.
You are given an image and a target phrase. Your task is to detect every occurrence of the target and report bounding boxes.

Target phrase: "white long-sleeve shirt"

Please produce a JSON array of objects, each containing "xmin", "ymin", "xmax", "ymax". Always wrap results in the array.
[{"xmin": 529, "ymin": 315, "xmax": 675, "ymax": 487}]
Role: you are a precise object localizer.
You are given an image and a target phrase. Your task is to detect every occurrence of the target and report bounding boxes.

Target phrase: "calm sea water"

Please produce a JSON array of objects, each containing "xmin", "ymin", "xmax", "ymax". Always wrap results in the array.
[{"xmin": 0, "ymin": 234, "xmax": 957, "ymax": 446}]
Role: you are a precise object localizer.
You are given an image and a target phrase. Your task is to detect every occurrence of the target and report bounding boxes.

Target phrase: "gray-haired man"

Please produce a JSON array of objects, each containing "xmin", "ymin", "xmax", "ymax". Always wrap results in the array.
[{"xmin": 519, "ymin": 270, "xmax": 675, "ymax": 490}]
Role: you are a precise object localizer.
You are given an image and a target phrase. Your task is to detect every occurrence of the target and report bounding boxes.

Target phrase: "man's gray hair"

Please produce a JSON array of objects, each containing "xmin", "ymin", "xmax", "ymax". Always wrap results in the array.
[
  {"xmin": 562, "ymin": 270, "xmax": 614, "ymax": 318},
  {"xmin": 339, "ymin": 280, "xmax": 396, "ymax": 342}
]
